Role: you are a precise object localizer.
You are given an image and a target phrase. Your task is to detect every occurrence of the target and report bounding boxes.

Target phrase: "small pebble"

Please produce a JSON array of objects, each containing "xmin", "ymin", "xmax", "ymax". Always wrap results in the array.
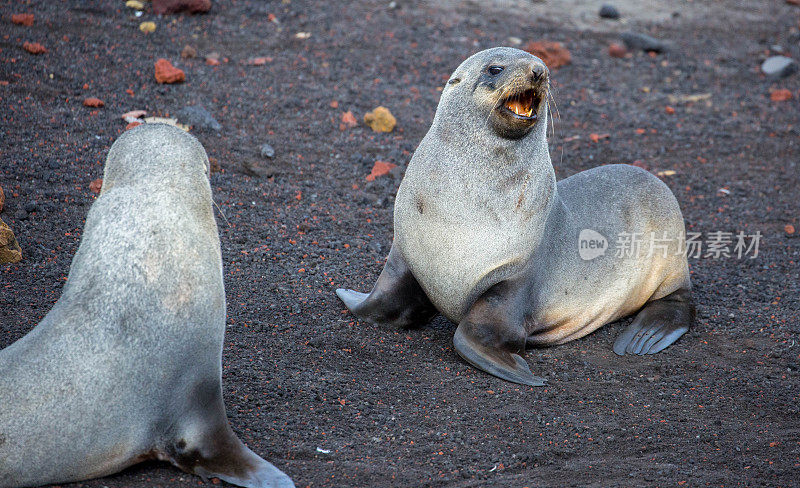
[
  {"xmin": 761, "ymin": 56, "xmax": 796, "ymax": 78},
  {"xmin": 14, "ymin": 209, "xmax": 28, "ymax": 221},
  {"xmin": 260, "ymin": 143, "xmax": 276, "ymax": 158},
  {"xmin": 599, "ymin": 4, "xmax": 620, "ymax": 19},
  {"xmin": 621, "ymin": 31, "xmax": 670, "ymax": 53},
  {"xmin": 176, "ymin": 105, "xmax": 221, "ymax": 131}
]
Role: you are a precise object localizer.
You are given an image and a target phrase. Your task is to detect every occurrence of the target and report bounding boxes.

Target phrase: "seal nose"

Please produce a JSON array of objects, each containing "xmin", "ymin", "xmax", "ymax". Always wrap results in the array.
[{"xmin": 530, "ymin": 63, "xmax": 549, "ymax": 84}]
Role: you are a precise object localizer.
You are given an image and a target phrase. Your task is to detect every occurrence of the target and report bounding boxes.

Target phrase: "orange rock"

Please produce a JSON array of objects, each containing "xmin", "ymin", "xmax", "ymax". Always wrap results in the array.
[
  {"xmin": 0, "ymin": 217, "xmax": 22, "ymax": 264},
  {"xmin": 785, "ymin": 224, "xmax": 796, "ymax": 235},
  {"xmin": 665, "ymin": 105, "xmax": 675, "ymax": 114},
  {"xmin": 125, "ymin": 121, "xmax": 142, "ymax": 130},
  {"xmin": 154, "ymin": 59, "xmax": 185, "ymax": 84},
  {"xmin": 589, "ymin": 133, "xmax": 600, "ymax": 143},
  {"xmin": 524, "ymin": 41, "xmax": 571, "ymax": 69},
  {"xmin": 22, "ymin": 42, "xmax": 47, "ymax": 54},
  {"xmin": 366, "ymin": 161, "xmax": 397, "ymax": 182},
  {"xmin": 341, "ymin": 110, "xmax": 357, "ymax": 129},
  {"xmin": 83, "ymin": 97, "xmax": 104, "ymax": 108},
  {"xmin": 181, "ymin": 45, "xmax": 197, "ymax": 58},
  {"xmin": 330, "ymin": 100, "xmax": 339, "ymax": 108},
  {"xmin": 364, "ymin": 106, "xmax": 396, "ymax": 133},
  {"xmin": 770, "ymin": 89, "xmax": 793, "ymax": 102},
  {"xmin": 608, "ymin": 43, "xmax": 628, "ymax": 58},
  {"xmin": 11, "ymin": 13, "xmax": 34, "ymax": 26},
  {"xmin": 89, "ymin": 178, "xmax": 103, "ymax": 193}
]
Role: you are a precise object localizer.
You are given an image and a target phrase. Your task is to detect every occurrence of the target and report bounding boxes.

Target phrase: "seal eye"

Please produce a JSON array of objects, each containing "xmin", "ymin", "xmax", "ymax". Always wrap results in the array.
[
  {"xmin": 487, "ymin": 65, "xmax": 504, "ymax": 76},
  {"xmin": 448, "ymin": 78, "xmax": 461, "ymax": 85}
]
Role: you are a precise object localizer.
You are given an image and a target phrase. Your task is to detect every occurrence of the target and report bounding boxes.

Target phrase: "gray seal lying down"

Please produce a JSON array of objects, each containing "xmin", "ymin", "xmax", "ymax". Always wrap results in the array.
[{"xmin": 337, "ymin": 47, "xmax": 694, "ymax": 386}]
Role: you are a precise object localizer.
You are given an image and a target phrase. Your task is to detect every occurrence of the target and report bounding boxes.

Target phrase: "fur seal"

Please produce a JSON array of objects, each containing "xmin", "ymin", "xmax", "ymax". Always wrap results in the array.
[
  {"xmin": 336, "ymin": 47, "xmax": 694, "ymax": 386},
  {"xmin": 0, "ymin": 124, "xmax": 294, "ymax": 488}
]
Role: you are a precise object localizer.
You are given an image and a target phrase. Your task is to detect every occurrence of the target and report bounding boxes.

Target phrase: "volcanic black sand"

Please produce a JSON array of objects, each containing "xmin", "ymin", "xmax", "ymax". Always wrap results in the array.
[{"xmin": 1, "ymin": 1, "xmax": 799, "ymax": 487}]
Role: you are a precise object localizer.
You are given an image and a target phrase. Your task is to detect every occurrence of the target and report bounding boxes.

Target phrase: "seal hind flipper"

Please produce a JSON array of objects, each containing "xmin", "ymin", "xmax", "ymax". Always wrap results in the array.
[
  {"xmin": 164, "ymin": 379, "xmax": 295, "ymax": 488},
  {"xmin": 452, "ymin": 281, "xmax": 546, "ymax": 386},
  {"xmin": 613, "ymin": 288, "xmax": 695, "ymax": 356},
  {"xmin": 336, "ymin": 244, "xmax": 437, "ymax": 328}
]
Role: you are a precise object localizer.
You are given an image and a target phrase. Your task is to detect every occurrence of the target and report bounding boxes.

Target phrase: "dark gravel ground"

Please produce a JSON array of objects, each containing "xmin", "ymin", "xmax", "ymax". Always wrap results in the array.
[{"xmin": 2, "ymin": 1, "xmax": 799, "ymax": 487}]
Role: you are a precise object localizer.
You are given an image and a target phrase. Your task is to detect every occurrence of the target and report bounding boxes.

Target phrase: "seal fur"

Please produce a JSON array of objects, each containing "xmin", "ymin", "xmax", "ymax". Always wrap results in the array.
[
  {"xmin": 337, "ymin": 47, "xmax": 694, "ymax": 386},
  {"xmin": 0, "ymin": 124, "xmax": 294, "ymax": 488}
]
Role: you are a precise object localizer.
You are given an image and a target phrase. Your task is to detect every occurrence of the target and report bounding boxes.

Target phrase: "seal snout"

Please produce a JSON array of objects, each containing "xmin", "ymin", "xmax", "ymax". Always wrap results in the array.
[{"xmin": 496, "ymin": 61, "xmax": 548, "ymax": 122}]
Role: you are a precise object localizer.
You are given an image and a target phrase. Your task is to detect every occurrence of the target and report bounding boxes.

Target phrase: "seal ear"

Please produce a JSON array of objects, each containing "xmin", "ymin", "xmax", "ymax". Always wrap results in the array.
[{"xmin": 452, "ymin": 282, "xmax": 546, "ymax": 387}]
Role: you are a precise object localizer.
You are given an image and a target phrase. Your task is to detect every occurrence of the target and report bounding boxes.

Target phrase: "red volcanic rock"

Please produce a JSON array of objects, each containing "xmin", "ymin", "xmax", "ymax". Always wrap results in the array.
[
  {"xmin": 23, "ymin": 42, "xmax": 47, "ymax": 54},
  {"xmin": 154, "ymin": 59, "xmax": 185, "ymax": 84},
  {"xmin": 83, "ymin": 97, "xmax": 104, "ymax": 108},
  {"xmin": 340, "ymin": 111, "xmax": 357, "ymax": 130},
  {"xmin": 152, "ymin": 0, "xmax": 211, "ymax": 15},
  {"xmin": 770, "ymin": 89, "xmax": 793, "ymax": 102},
  {"xmin": 89, "ymin": 178, "xmax": 103, "ymax": 194},
  {"xmin": 125, "ymin": 121, "xmax": 143, "ymax": 130},
  {"xmin": 366, "ymin": 161, "xmax": 397, "ymax": 182},
  {"xmin": 12, "ymin": 14, "xmax": 35, "ymax": 26},
  {"xmin": 608, "ymin": 43, "xmax": 628, "ymax": 58},
  {"xmin": 524, "ymin": 41, "xmax": 571, "ymax": 68}
]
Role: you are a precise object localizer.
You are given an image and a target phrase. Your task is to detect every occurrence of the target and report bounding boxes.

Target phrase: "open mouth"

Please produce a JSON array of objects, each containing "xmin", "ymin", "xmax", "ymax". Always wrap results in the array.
[{"xmin": 497, "ymin": 88, "xmax": 541, "ymax": 121}]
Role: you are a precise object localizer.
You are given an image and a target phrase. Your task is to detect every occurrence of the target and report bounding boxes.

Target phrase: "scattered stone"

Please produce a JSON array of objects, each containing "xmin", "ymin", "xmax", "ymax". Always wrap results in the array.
[
  {"xmin": 181, "ymin": 45, "xmax": 197, "ymax": 58},
  {"xmin": 154, "ymin": 58, "xmax": 185, "ymax": 83},
  {"xmin": 176, "ymin": 105, "xmax": 221, "ymax": 131},
  {"xmin": 246, "ymin": 57, "xmax": 270, "ymax": 66},
  {"xmin": 126, "ymin": 0, "xmax": 145, "ymax": 10},
  {"xmin": 363, "ymin": 106, "xmax": 396, "ymax": 133},
  {"xmin": 608, "ymin": 43, "xmax": 628, "ymax": 58},
  {"xmin": 366, "ymin": 161, "xmax": 397, "ymax": 181},
  {"xmin": 11, "ymin": 14, "xmax": 34, "ymax": 26},
  {"xmin": 121, "ymin": 109, "xmax": 147, "ymax": 122},
  {"xmin": 599, "ymin": 4, "xmax": 620, "ymax": 19},
  {"xmin": 125, "ymin": 121, "xmax": 142, "ymax": 130},
  {"xmin": 785, "ymin": 224, "xmax": 796, "ymax": 235},
  {"xmin": 89, "ymin": 178, "xmax": 103, "ymax": 193},
  {"xmin": 0, "ymin": 218, "xmax": 22, "ymax": 264},
  {"xmin": 341, "ymin": 110, "xmax": 358, "ymax": 130},
  {"xmin": 139, "ymin": 21, "xmax": 156, "ymax": 33},
  {"xmin": 621, "ymin": 31, "xmax": 670, "ymax": 53},
  {"xmin": 665, "ymin": 105, "xmax": 675, "ymax": 114},
  {"xmin": 83, "ymin": 97, "xmax": 104, "ymax": 108},
  {"xmin": 524, "ymin": 41, "xmax": 571, "ymax": 68},
  {"xmin": 24, "ymin": 202, "xmax": 37, "ymax": 213},
  {"xmin": 761, "ymin": 56, "xmax": 796, "ymax": 78},
  {"xmin": 14, "ymin": 209, "xmax": 27, "ymax": 221},
  {"xmin": 205, "ymin": 52, "xmax": 221, "ymax": 66},
  {"xmin": 770, "ymin": 88, "xmax": 793, "ymax": 101},
  {"xmin": 22, "ymin": 42, "xmax": 47, "ymax": 55},
  {"xmin": 0, "ymin": 184, "xmax": 4, "ymax": 213},
  {"xmin": 260, "ymin": 143, "xmax": 275, "ymax": 158},
  {"xmin": 241, "ymin": 160, "xmax": 276, "ymax": 178},
  {"xmin": 152, "ymin": 0, "xmax": 211, "ymax": 15}
]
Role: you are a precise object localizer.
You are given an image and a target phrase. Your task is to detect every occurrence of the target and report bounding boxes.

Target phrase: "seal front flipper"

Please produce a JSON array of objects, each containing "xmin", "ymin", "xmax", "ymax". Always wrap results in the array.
[
  {"xmin": 336, "ymin": 244, "xmax": 437, "ymax": 328},
  {"xmin": 613, "ymin": 288, "xmax": 695, "ymax": 356},
  {"xmin": 452, "ymin": 281, "xmax": 546, "ymax": 387}
]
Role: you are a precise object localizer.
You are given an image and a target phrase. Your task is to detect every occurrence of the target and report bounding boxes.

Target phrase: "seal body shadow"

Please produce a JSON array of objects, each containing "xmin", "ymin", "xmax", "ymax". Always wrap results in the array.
[
  {"xmin": 0, "ymin": 124, "xmax": 294, "ymax": 488},
  {"xmin": 336, "ymin": 47, "xmax": 694, "ymax": 386}
]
